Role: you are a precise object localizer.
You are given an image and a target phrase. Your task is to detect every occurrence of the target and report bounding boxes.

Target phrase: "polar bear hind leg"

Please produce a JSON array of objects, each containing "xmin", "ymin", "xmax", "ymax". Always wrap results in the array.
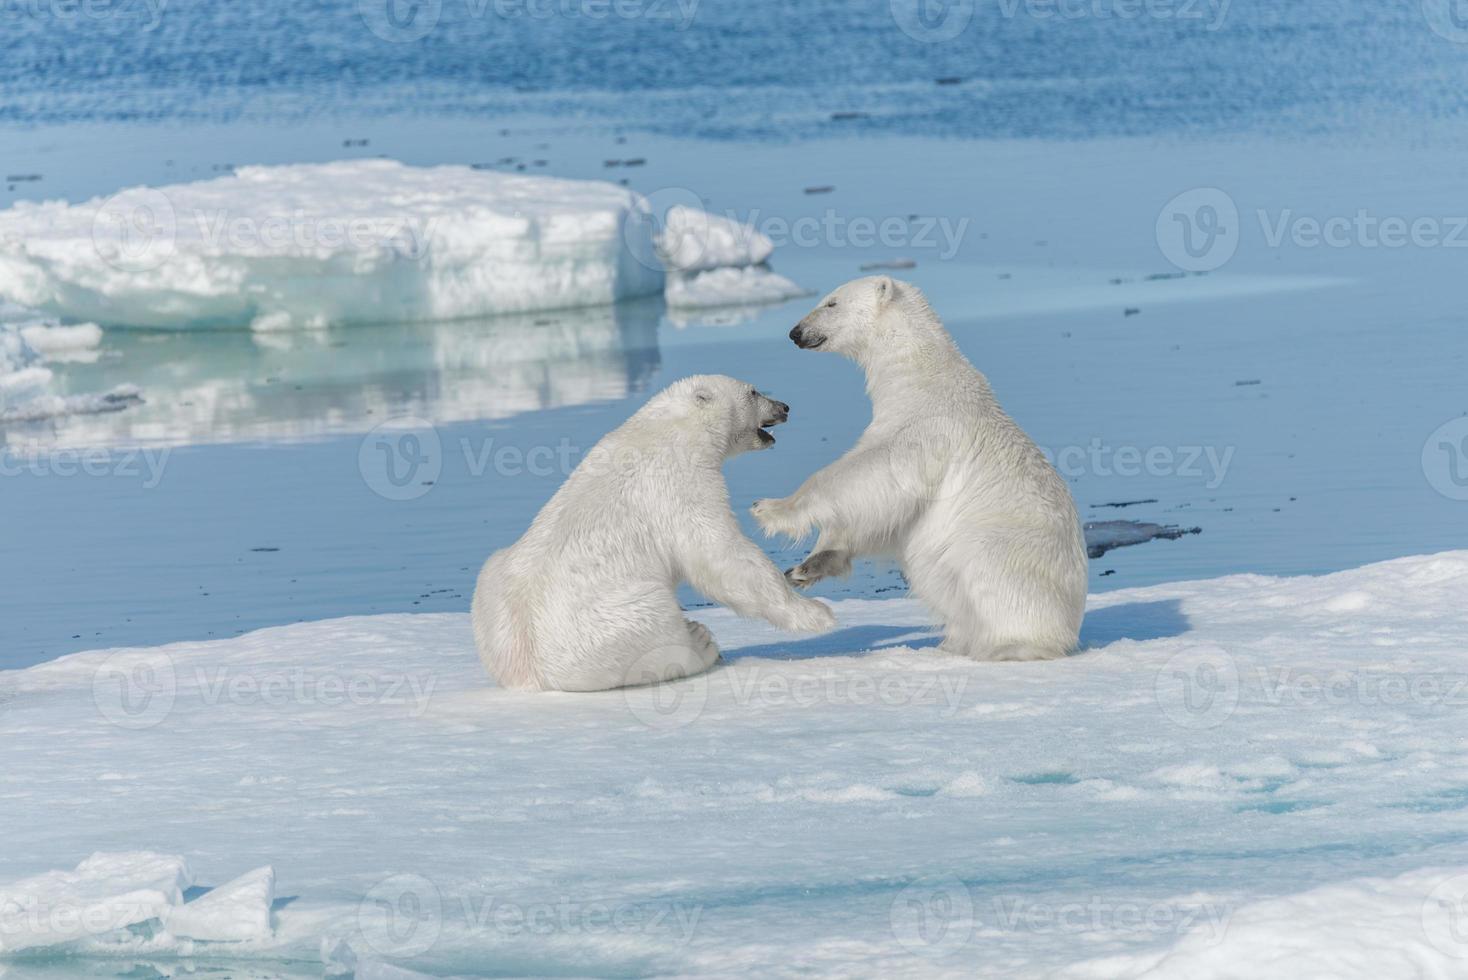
[{"xmin": 908, "ymin": 530, "xmax": 1076, "ymax": 663}]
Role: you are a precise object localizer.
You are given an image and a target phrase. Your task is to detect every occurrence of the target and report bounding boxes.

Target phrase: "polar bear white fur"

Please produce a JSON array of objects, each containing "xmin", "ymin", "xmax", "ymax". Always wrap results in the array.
[
  {"xmin": 753, "ymin": 277, "xmax": 1087, "ymax": 661},
  {"xmin": 472, "ymin": 374, "xmax": 836, "ymax": 692}
]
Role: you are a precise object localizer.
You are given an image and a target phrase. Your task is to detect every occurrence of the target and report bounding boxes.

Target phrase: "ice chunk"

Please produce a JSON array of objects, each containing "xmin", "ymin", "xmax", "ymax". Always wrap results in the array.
[
  {"xmin": 0, "ymin": 161, "xmax": 667, "ymax": 330},
  {"xmin": 656, "ymin": 205, "xmax": 773, "ymax": 273},
  {"xmin": 0, "ymin": 851, "xmax": 191, "ymax": 953},
  {"xmin": 164, "ymin": 866, "xmax": 275, "ymax": 943},
  {"xmin": 18, "ymin": 322, "xmax": 102, "ymax": 359},
  {"xmin": 665, "ymin": 267, "xmax": 808, "ymax": 309},
  {"xmin": 1084, "ymin": 519, "xmax": 1202, "ymax": 559}
]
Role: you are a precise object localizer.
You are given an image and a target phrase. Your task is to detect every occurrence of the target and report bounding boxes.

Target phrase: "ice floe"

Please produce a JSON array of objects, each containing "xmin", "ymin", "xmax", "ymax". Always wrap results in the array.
[
  {"xmin": 6, "ymin": 552, "xmax": 1468, "ymax": 975},
  {"xmin": 0, "ymin": 162, "xmax": 803, "ymax": 332}
]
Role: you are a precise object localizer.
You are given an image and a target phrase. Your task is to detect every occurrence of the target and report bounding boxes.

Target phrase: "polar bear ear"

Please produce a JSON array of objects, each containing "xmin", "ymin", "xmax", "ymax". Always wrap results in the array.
[
  {"xmin": 691, "ymin": 384, "xmax": 715, "ymax": 406},
  {"xmin": 873, "ymin": 275, "xmax": 896, "ymax": 307}
]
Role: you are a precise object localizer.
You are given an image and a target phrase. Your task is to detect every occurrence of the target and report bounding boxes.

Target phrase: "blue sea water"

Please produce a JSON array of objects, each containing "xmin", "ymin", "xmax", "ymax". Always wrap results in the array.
[
  {"xmin": 1, "ymin": 0, "xmax": 1466, "ymax": 137},
  {"xmin": 2, "ymin": 0, "xmax": 1468, "ymax": 666}
]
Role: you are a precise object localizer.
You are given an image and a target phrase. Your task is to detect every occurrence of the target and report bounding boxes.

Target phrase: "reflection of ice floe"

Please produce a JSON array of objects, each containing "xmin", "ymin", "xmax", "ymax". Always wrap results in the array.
[
  {"xmin": 0, "ymin": 306, "xmax": 140, "ymax": 426},
  {"xmin": 8, "ymin": 300, "xmax": 662, "ymax": 451},
  {"xmin": 0, "ymin": 161, "xmax": 801, "ymax": 331}
]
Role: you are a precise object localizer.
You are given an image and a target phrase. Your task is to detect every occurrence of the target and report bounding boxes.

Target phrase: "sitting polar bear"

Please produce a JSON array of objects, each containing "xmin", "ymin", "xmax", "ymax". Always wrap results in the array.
[
  {"xmin": 752, "ymin": 276, "xmax": 1087, "ymax": 661},
  {"xmin": 472, "ymin": 375, "xmax": 836, "ymax": 692}
]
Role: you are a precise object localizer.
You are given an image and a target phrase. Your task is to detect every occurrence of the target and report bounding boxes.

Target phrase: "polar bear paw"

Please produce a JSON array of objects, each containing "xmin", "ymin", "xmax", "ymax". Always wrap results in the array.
[
  {"xmin": 751, "ymin": 497, "xmax": 810, "ymax": 539},
  {"xmin": 786, "ymin": 550, "xmax": 853, "ymax": 589},
  {"xmin": 784, "ymin": 598, "xmax": 836, "ymax": 634}
]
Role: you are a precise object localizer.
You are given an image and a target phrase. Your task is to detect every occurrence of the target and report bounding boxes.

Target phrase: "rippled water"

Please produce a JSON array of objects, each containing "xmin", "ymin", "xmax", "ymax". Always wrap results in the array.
[{"xmin": 3, "ymin": 0, "xmax": 1467, "ymax": 137}]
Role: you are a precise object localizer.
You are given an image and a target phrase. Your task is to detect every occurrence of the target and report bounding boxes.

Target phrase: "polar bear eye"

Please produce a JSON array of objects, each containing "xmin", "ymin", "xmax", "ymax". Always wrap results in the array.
[
  {"xmin": 825, "ymin": 301, "xmax": 837, "ymax": 308},
  {"xmin": 748, "ymin": 389, "xmax": 757, "ymax": 398}
]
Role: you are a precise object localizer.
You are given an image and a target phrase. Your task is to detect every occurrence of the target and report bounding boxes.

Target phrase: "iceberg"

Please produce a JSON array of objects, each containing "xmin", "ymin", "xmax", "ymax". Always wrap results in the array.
[{"xmin": 0, "ymin": 162, "xmax": 801, "ymax": 332}]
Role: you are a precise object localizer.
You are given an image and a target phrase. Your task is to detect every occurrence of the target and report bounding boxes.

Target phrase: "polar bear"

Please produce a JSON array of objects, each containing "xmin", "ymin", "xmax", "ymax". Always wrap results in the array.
[
  {"xmin": 472, "ymin": 375, "xmax": 836, "ymax": 692},
  {"xmin": 752, "ymin": 276, "xmax": 1087, "ymax": 661}
]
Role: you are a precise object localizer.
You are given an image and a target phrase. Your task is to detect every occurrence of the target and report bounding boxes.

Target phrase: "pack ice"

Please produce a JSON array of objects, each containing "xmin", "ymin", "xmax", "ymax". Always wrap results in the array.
[
  {"xmin": 6, "ymin": 552, "xmax": 1468, "ymax": 977},
  {"xmin": 0, "ymin": 161, "xmax": 800, "ymax": 331}
]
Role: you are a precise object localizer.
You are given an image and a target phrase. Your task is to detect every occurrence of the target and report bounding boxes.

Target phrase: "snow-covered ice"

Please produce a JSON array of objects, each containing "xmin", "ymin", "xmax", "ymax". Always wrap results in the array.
[
  {"xmin": 5, "ymin": 552, "xmax": 1468, "ymax": 976},
  {"xmin": 0, "ymin": 162, "xmax": 803, "ymax": 332},
  {"xmin": 163, "ymin": 866, "xmax": 275, "ymax": 943}
]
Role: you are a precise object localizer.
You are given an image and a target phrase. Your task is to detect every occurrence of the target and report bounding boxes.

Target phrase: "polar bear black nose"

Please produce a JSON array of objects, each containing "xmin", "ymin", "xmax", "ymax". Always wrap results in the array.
[{"xmin": 789, "ymin": 324, "xmax": 804, "ymax": 344}]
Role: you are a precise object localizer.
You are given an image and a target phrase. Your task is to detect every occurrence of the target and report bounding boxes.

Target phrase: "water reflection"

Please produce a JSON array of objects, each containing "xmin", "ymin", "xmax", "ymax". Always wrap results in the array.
[{"xmin": 2, "ymin": 298, "xmax": 663, "ymax": 451}]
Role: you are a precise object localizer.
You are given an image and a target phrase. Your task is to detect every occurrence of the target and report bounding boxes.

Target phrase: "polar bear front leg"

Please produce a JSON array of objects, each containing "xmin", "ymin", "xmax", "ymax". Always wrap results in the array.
[
  {"xmin": 786, "ymin": 547, "xmax": 853, "ymax": 589},
  {"xmin": 756, "ymin": 446, "xmax": 923, "ymax": 555},
  {"xmin": 680, "ymin": 513, "xmax": 836, "ymax": 635}
]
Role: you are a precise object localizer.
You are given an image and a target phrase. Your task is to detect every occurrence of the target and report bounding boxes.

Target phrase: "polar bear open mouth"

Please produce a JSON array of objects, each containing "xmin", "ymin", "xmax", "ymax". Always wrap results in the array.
[{"xmin": 757, "ymin": 409, "xmax": 788, "ymax": 445}]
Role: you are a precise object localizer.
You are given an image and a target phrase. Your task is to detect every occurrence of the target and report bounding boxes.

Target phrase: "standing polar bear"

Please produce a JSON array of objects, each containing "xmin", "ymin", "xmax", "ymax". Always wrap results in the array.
[
  {"xmin": 473, "ymin": 375, "xmax": 835, "ymax": 692},
  {"xmin": 753, "ymin": 276, "xmax": 1087, "ymax": 661}
]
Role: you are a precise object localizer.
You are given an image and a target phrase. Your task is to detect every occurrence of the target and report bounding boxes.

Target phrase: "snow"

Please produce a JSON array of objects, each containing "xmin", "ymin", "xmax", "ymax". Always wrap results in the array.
[
  {"xmin": 5, "ymin": 551, "xmax": 1468, "ymax": 976},
  {"xmin": 0, "ymin": 162, "xmax": 802, "ymax": 332}
]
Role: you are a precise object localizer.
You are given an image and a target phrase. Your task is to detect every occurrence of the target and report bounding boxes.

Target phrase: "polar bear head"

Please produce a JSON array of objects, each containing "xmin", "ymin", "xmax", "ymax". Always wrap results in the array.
[
  {"xmin": 652, "ymin": 374, "xmax": 791, "ymax": 457},
  {"xmin": 788, "ymin": 275, "xmax": 906, "ymax": 360}
]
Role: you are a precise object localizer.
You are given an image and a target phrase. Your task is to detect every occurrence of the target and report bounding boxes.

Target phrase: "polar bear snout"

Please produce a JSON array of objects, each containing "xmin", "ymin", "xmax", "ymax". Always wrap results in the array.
[
  {"xmin": 789, "ymin": 323, "xmax": 826, "ymax": 350},
  {"xmin": 762, "ymin": 400, "xmax": 790, "ymax": 427}
]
